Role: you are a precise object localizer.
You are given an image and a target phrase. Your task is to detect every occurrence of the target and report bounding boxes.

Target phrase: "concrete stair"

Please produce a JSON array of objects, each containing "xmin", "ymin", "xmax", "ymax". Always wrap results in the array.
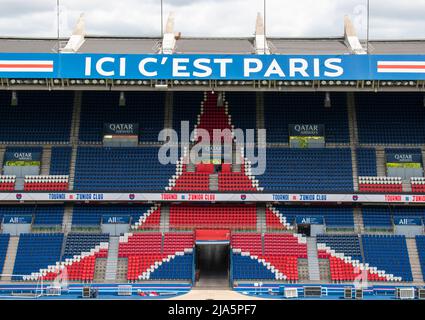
[
  {"xmin": 297, "ymin": 259, "xmax": 310, "ymax": 281},
  {"xmin": 40, "ymin": 146, "xmax": 52, "ymax": 175},
  {"xmin": 347, "ymin": 92, "xmax": 359, "ymax": 191},
  {"xmin": 406, "ymin": 238, "xmax": 424, "ymax": 284},
  {"xmin": 14, "ymin": 178, "xmax": 24, "ymax": 191},
  {"xmin": 318, "ymin": 259, "xmax": 331, "ymax": 282},
  {"xmin": 306, "ymin": 237, "xmax": 321, "ymax": 281},
  {"xmin": 94, "ymin": 258, "xmax": 107, "ymax": 282},
  {"xmin": 62, "ymin": 204, "xmax": 73, "ymax": 234},
  {"xmin": 353, "ymin": 207, "xmax": 365, "ymax": 233},
  {"xmin": 68, "ymin": 91, "xmax": 82, "ymax": 190},
  {"xmin": 164, "ymin": 91, "xmax": 174, "ymax": 130},
  {"xmin": 351, "ymin": 148, "xmax": 359, "ymax": 191},
  {"xmin": 160, "ymin": 205, "xmax": 170, "ymax": 232},
  {"xmin": 104, "ymin": 236, "xmax": 120, "ymax": 281},
  {"xmin": 256, "ymin": 204, "xmax": 266, "ymax": 233},
  {"xmin": 0, "ymin": 147, "xmax": 6, "ymax": 168},
  {"xmin": 209, "ymin": 173, "xmax": 219, "ymax": 191},
  {"xmin": 186, "ymin": 163, "xmax": 196, "ymax": 172},
  {"xmin": 1, "ymin": 236, "xmax": 20, "ymax": 281},
  {"xmin": 68, "ymin": 146, "xmax": 78, "ymax": 190},
  {"xmin": 347, "ymin": 92, "xmax": 359, "ymax": 146},
  {"xmin": 256, "ymin": 92, "xmax": 265, "ymax": 130},
  {"xmin": 376, "ymin": 148, "xmax": 386, "ymax": 176},
  {"xmin": 70, "ymin": 91, "xmax": 82, "ymax": 145},
  {"xmin": 403, "ymin": 180, "xmax": 412, "ymax": 192},
  {"xmin": 115, "ymin": 259, "xmax": 128, "ymax": 282}
]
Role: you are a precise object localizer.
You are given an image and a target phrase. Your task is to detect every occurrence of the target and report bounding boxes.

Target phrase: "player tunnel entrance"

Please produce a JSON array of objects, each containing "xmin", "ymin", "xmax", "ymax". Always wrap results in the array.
[{"xmin": 194, "ymin": 230, "xmax": 230, "ymax": 288}]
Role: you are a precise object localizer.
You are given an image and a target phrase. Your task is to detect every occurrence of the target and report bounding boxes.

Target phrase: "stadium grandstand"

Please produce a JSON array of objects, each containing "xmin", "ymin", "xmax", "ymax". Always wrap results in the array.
[{"xmin": 0, "ymin": 12, "xmax": 425, "ymax": 301}]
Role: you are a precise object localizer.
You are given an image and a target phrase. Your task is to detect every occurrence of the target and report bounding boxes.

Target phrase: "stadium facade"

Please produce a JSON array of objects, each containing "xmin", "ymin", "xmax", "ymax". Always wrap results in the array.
[{"xmin": 0, "ymin": 13, "xmax": 424, "ymax": 300}]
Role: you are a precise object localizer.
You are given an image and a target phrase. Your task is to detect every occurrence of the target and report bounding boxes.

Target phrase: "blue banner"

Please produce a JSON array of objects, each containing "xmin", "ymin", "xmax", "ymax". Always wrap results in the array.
[
  {"xmin": 295, "ymin": 216, "xmax": 324, "ymax": 225},
  {"xmin": 289, "ymin": 124, "xmax": 324, "ymax": 137},
  {"xmin": 2, "ymin": 215, "xmax": 33, "ymax": 224},
  {"xmin": 104, "ymin": 123, "xmax": 139, "ymax": 136},
  {"xmin": 102, "ymin": 214, "xmax": 130, "ymax": 224},
  {"xmin": 393, "ymin": 216, "xmax": 422, "ymax": 226},
  {"xmin": 386, "ymin": 153, "xmax": 422, "ymax": 163},
  {"xmin": 0, "ymin": 53, "xmax": 425, "ymax": 80},
  {"xmin": 4, "ymin": 151, "xmax": 41, "ymax": 162}
]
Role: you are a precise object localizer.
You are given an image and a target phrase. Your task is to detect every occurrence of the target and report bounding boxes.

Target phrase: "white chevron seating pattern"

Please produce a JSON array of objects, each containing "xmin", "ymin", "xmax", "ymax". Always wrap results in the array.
[
  {"xmin": 316, "ymin": 242, "xmax": 401, "ymax": 282},
  {"xmin": 23, "ymin": 242, "xmax": 109, "ymax": 281}
]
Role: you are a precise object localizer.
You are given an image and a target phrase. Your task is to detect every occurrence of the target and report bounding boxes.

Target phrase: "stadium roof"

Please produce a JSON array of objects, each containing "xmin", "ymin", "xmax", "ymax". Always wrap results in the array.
[{"xmin": 0, "ymin": 36, "xmax": 424, "ymax": 55}]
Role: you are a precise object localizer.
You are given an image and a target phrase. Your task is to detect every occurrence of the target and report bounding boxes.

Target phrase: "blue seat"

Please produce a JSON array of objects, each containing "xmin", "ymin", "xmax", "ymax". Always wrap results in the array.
[
  {"xmin": 231, "ymin": 253, "xmax": 275, "ymax": 280},
  {"xmin": 317, "ymin": 234, "xmax": 362, "ymax": 261},
  {"xmin": 274, "ymin": 205, "xmax": 354, "ymax": 227},
  {"xmin": 73, "ymin": 147, "xmax": 176, "ymax": 191},
  {"xmin": 356, "ymin": 93, "xmax": 425, "ymax": 144},
  {"xmin": 361, "ymin": 235, "xmax": 412, "ymax": 281},
  {"xmin": 13, "ymin": 233, "xmax": 64, "ymax": 280},
  {"xmin": 363, "ymin": 207, "xmax": 425, "ymax": 229},
  {"xmin": 71, "ymin": 204, "xmax": 153, "ymax": 226},
  {"xmin": 63, "ymin": 233, "xmax": 109, "ymax": 259},
  {"xmin": 149, "ymin": 254, "xmax": 193, "ymax": 280},
  {"xmin": 78, "ymin": 91, "xmax": 165, "ymax": 143},
  {"xmin": 0, "ymin": 205, "xmax": 64, "ymax": 226},
  {"xmin": 172, "ymin": 92, "xmax": 204, "ymax": 140},
  {"xmin": 0, "ymin": 91, "xmax": 73, "ymax": 143},
  {"xmin": 50, "ymin": 147, "xmax": 72, "ymax": 175},
  {"xmin": 251, "ymin": 148, "xmax": 353, "ymax": 192},
  {"xmin": 357, "ymin": 148, "xmax": 377, "ymax": 176},
  {"xmin": 225, "ymin": 92, "xmax": 257, "ymax": 130},
  {"xmin": 264, "ymin": 92, "xmax": 350, "ymax": 143}
]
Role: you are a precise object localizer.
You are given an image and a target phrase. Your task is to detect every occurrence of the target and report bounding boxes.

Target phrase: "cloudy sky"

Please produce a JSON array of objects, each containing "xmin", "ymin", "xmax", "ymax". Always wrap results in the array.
[{"xmin": 0, "ymin": 0, "xmax": 423, "ymax": 39}]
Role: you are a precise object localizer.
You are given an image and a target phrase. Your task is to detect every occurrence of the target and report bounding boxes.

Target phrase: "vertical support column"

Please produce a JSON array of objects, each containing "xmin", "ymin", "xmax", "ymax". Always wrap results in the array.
[
  {"xmin": 256, "ymin": 92, "xmax": 265, "ymax": 130},
  {"xmin": 347, "ymin": 92, "xmax": 359, "ymax": 191},
  {"xmin": 68, "ymin": 91, "xmax": 82, "ymax": 190},
  {"xmin": 164, "ymin": 91, "xmax": 174, "ymax": 130}
]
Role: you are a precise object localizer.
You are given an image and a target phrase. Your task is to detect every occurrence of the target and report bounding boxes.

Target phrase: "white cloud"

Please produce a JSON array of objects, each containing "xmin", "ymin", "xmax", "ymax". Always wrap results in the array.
[{"xmin": 0, "ymin": 0, "xmax": 423, "ymax": 39}]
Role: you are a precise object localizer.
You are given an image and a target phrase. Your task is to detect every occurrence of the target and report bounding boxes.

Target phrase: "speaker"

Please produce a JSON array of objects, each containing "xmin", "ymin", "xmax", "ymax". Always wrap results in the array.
[
  {"xmin": 304, "ymin": 286, "xmax": 322, "ymax": 298},
  {"xmin": 355, "ymin": 288, "xmax": 363, "ymax": 300},
  {"xmin": 418, "ymin": 288, "xmax": 425, "ymax": 300},
  {"xmin": 82, "ymin": 286, "xmax": 98, "ymax": 299},
  {"xmin": 344, "ymin": 287, "xmax": 353, "ymax": 299},
  {"xmin": 82, "ymin": 286, "xmax": 91, "ymax": 298}
]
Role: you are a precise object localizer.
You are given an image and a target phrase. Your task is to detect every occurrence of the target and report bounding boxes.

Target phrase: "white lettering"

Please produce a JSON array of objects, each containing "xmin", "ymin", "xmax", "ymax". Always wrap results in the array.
[
  {"xmin": 139, "ymin": 57, "xmax": 158, "ymax": 77},
  {"xmin": 96, "ymin": 57, "xmax": 115, "ymax": 77},
  {"xmin": 213, "ymin": 58, "xmax": 232, "ymax": 77},
  {"xmin": 172, "ymin": 58, "xmax": 190, "ymax": 77},
  {"xmin": 289, "ymin": 58, "xmax": 309, "ymax": 77},
  {"xmin": 244, "ymin": 58, "xmax": 263, "ymax": 77},
  {"xmin": 264, "ymin": 59, "xmax": 285, "ymax": 77},
  {"xmin": 193, "ymin": 58, "xmax": 212, "ymax": 77},
  {"xmin": 324, "ymin": 58, "xmax": 343, "ymax": 77}
]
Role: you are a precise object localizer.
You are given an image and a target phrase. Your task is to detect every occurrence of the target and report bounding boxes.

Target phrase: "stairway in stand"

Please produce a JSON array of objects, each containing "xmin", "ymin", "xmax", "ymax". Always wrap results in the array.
[
  {"xmin": 104, "ymin": 236, "xmax": 119, "ymax": 282},
  {"xmin": 1, "ymin": 236, "xmax": 20, "ymax": 281},
  {"xmin": 406, "ymin": 238, "xmax": 424, "ymax": 284},
  {"xmin": 306, "ymin": 237, "xmax": 321, "ymax": 281}
]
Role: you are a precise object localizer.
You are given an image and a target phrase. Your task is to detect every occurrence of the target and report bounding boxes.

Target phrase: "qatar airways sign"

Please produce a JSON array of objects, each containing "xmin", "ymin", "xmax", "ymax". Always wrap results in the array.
[{"xmin": 1, "ymin": 53, "xmax": 425, "ymax": 80}]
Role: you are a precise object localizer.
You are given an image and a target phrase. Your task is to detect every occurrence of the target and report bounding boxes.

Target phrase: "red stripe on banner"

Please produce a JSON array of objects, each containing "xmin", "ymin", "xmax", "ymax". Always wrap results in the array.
[
  {"xmin": 378, "ymin": 65, "xmax": 425, "ymax": 69},
  {"xmin": 0, "ymin": 64, "xmax": 52, "ymax": 68}
]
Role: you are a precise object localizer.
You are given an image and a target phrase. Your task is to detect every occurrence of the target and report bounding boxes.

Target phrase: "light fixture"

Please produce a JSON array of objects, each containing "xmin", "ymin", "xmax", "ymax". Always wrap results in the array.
[
  {"xmin": 154, "ymin": 84, "xmax": 168, "ymax": 90},
  {"xmin": 11, "ymin": 90, "xmax": 18, "ymax": 106},
  {"xmin": 119, "ymin": 91, "xmax": 126, "ymax": 107},
  {"xmin": 324, "ymin": 92, "xmax": 331, "ymax": 108}
]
